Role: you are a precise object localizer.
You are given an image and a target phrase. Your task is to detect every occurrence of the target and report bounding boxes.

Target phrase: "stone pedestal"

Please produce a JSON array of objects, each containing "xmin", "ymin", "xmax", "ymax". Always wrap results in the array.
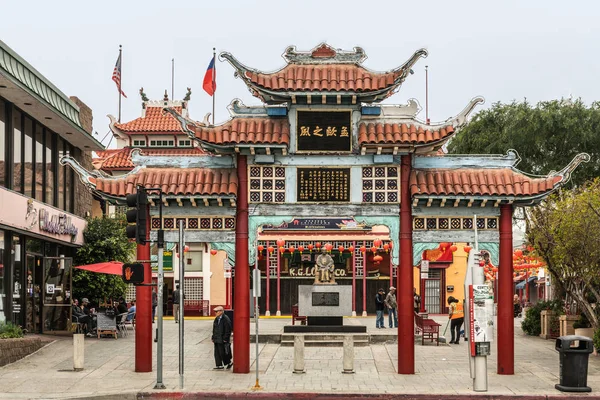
[
  {"xmin": 293, "ymin": 335, "xmax": 305, "ymax": 374},
  {"xmin": 73, "ymin": 334, "xmax": 84, "ymax": 371},
  {"xmin": 559, "ymin": 314, "xmax": 578, "ymax": 337},
  {"xmin": 540, "ymin": 310, "xmax": 557, "ymax": 340},
  {"xmin": 342, "ymin": 335, "xmax": 355, "ymax": 374}
]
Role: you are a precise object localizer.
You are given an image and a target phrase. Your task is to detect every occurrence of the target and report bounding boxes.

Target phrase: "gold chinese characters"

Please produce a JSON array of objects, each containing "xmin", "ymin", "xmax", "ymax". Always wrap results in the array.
[{"xmin": 299, "ymin": 126, "xmax": 350, "ymax": 137}]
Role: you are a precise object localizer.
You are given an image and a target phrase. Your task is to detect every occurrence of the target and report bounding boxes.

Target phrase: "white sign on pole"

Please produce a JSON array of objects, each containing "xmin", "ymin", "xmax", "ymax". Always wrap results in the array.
[
  {"xmin": 224, "ymin": 271, "xmax": 232, "ymax": 278},
  {"xmin": 253, "ymin": 269, "xmax": 261, "ymax": 298},
  {"xmin": 421, "ymin": 272, "xmax": 428, "ymax": 279},
  {"xmin": 421, "ymin": 260, "xmax": 430, "ymax": 273}
]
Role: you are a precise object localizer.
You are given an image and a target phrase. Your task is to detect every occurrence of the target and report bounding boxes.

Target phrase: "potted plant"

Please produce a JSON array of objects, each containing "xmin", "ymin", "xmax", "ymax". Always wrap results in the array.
[{"xmin": 573, "ymin": 313, "xmax": 594, "ymax": 339}]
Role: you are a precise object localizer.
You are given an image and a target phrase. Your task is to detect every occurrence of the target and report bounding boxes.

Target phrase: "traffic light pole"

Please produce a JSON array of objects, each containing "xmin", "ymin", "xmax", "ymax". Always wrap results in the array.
[
  {"xmin": 154, "ymin": 190, "xmax": 166, "ymax": 389},
  {"xmin": 135, "ymin": 209, "xmax": 152, "ymax": 372}
]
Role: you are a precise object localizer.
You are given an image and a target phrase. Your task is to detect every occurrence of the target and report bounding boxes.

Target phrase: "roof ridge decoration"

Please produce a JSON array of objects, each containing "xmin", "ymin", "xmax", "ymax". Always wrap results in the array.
[
  {"xmin": 130, "ymin": 148, "xmax": 234, "ymax": 169},
  {"xmin": 546, "ymin": 152, "xmax": 590, "ymax": 185},
  {"xmin": 282, "ymin": 43, "xmax": 367, "ymax": 65}
]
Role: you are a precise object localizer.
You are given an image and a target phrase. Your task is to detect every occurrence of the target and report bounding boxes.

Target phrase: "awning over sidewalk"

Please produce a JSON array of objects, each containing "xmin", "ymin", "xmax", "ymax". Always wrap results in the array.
[{"xmin": 516, "ymin": 276, "xmax": 537, "ymax": 290}]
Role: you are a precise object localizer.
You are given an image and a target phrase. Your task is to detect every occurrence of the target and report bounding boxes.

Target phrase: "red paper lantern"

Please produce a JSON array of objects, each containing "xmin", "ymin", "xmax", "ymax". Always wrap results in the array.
[
  {"xmin": 325, "ymin": 243, "xmax": 333, "ymax": 252},
  {"xmin": 373, "ymin": 238, "xmax": 382, "ymax": 248},
  {"xmin": 267, "ymin": 246, "xmax": 274, "ymax": 254},
  {"xmin": 276, "ymin": 239, "xmax": 285, "ymax": 248},
  {"xmin": 388, "ymin": 241, "xmax": 393, "ymax": 249},
  {"xmin": 383, "ymin": 243, "xmax": 390, "ymax": 253},
  {"xmin": 210, "ymin": 249, "xmax": 218, "ymax": 256},
  {"xmin": 184, "ymin": 245, "xmax": 190, "ymax": 253},
  {"xmin": 307, "ymin": 244, "xmax": 314, "ymax": 252},
  {"xmin": 371, "ymin": 246, "xmax": 377, "ymax": 253},
  {"xmin": 298, "ymin": 245, "xmax": 305, "ymax": 253},
  {"xmin": 289, "ymin": 246, "xmax": 295, "ymax": 253},
  {"xmin": 373, "ymin": 255, "xmax": 383, "ymax": 265},
  {"xmin": 258, "ymin": 245, "xmax": 264, "ymax": 252},
  {"xmin": 348, "ymin": 245, "xmax": 355, "ymax": 253},
  {"xmin": 359, "ymin": 246, "xmax": 366, "ymax": 253},
  {"xmin": 514, "ymin": 249, "xmax": 523, "ymax": 258},
  {"xmin": 479, "ymin": 260, "xmax": 485, "ymax": 267},
  {"xmin": 464, "ymin": 245, "xmax": 472, "ymax": 254},
  {"xmin": 450, "ymin": 245, "xmax": 458, "ymax": 253},
  {"xmin": 279, "ymin": 246, "xmax": 285, "ymax": 254},
  {"xmin": 338, "ymin": 245, "xmax": 345, "ymax": 253},
  {"xmin": 315, "ymin": 242, "xmax": 321, "ymax": 249}
]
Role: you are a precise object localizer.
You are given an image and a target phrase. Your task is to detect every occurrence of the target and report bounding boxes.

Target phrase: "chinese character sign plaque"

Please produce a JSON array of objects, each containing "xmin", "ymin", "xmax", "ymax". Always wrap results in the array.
[
  {"xmin": 297, "ymin": 111, "xmax": 352, "ymax": 152},
  {"xmin": 297, "ymin": 168, "xmax": 350, "ymax": 202}
]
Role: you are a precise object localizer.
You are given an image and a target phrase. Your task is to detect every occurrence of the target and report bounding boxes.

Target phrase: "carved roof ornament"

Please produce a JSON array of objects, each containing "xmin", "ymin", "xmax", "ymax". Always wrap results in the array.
[
  {"xmin": 282, "ymin": 43, "xmax": 367, "ymax": 65},
  {"xmin": 183, "ymin": 87, "xmax": 192, "ymax": 102},
  {"xmin": 163, "ymin": 90, "xmax": 169, "ymax": 101},
  {"xmin": 139, "ymin": 87, "xmax": 149, "ymax": 102}
]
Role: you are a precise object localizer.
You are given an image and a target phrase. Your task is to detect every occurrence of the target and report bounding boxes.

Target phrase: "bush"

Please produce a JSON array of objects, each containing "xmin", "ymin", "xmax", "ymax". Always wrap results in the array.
[
  {"xmin": 0, "ymin": 322, "xmax": 24, "ymax": 339},
  {"xmin": 593, "ymin": 328, "xmax": 600, "ymax": 351},
  {"xmin": 573, "ymin": 313, "xmax": 592, "ymax": 330},
  {"xmin": 521, "ymin": 300, "xmax": 564, "ymax": 336}
]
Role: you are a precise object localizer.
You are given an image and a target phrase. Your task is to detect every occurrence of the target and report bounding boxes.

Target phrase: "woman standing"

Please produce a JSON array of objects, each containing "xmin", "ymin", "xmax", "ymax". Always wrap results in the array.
[{"xmin": 448, "ymin": 296, "xmax": 464, "ymax": 344}]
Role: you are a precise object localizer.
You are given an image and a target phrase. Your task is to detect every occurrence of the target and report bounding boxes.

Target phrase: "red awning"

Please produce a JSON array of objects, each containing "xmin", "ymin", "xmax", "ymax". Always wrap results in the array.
[{"xmin": 75, "ymin": 261, "xmax": 124, "ymax": 275}]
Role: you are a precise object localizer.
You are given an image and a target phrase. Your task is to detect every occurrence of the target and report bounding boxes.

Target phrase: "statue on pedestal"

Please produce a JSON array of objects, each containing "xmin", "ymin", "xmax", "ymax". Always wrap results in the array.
[{"xmin": 314, "ymin": 248, "xmax": 335, "ymax": 285}]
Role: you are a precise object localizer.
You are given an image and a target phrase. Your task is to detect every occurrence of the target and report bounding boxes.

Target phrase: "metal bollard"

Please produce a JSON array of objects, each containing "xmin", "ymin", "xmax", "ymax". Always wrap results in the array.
[
  {"xmin": 293, "ymin": 335, "xmax": 305, "ymax": 374},
  {"xmin": 342, "ymin": 335, "xmax": 355, "ymax": 374},
  {"xmin": 73, "ymin": 333, "xmax": 85, "ymax": 371}
]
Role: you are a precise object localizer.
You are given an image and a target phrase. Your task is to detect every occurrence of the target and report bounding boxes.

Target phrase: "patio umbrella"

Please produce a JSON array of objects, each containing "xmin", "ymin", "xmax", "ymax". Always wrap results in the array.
[{"xmin": 75, "ymin": 261, "xmax": 124, "ymax": 275}]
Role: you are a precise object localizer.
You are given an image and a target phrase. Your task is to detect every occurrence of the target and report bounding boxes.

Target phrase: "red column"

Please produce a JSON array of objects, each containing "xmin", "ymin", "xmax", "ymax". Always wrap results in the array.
[
  {"xmin": 276, "ymin": 249, "xmax": 281, "ymax": 315},
  {"xmin": 352, "ymin": 241, "xmax": 356, "ymax": 315},
  {"xmin": 498, "ymin": 204, "xmax": 514, "ymax": 374},
  {"xmin": 233, "ymin": 154, "xmax": 250, "ymax": 373},
  {"xmin": 362, "ymin": 241, "xmax": 367, "ymax": 315},
  {"xmin": 266, "ymin": 241, "xmax": 270, "ymax": 315},
  {"xmin": 398, "ymin": 154, "xmax": 414, "ymax": 374},
  {"xmin": 135, "ymin": 212, "xmax": 152, "ymax": 372}
]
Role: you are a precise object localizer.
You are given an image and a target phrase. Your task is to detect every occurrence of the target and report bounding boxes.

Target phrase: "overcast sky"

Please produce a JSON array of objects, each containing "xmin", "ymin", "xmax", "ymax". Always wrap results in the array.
[{"xmin": 1, "ymin": 1, "xmax": 598, "ymax": 147}]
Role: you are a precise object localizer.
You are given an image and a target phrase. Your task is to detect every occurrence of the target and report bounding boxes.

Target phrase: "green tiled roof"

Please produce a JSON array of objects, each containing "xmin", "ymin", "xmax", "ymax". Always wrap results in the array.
[{"xmin": 0, "ymin": 40, "xmax": 88, "ymax": 135}]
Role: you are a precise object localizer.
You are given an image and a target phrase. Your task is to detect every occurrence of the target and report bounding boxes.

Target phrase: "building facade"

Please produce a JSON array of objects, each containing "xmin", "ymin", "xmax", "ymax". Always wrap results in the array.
[
  {"xmin": 0, "ymin": 40, "xmax": 102, "ymax": 332},
  {"xmin": 64, "ymin": 44, "xmax": 588, "ymax": 374}
]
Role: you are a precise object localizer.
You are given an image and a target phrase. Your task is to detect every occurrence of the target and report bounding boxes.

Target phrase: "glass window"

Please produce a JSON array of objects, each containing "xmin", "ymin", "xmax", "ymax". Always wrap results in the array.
[
  {"xmin": 11, "ymin": 234, "xmax": 23, "ymax": 326},
  {"xmin": 65, "ymin": 144, "xmax": 72, "ymax": 213},
  {"xmin": 0, "ymin": 100, "xmax": 5, "ymax": 188},
  {"xmin": 23, "ymin": 118, "xmax": 33, "ymax": 197},
  {"xmin": 35, "ymin": 124, "xmax": 44, "ymax": 201},
  {"xmin": 13, "ymin": 109, "xmax": 22, "ymax": 192},
  {"xmin": 57, "ymin": 137, "xmax": 65, "ymax": 210},
  {"xmin": 45, "ymin": 131, "xmax": 54, "ymax": 206},
  {"xmin": 133, "ymin": 139, "xmax": 146, "ymax": 146},
  {"xmin": 0, "ymin": 230, "xmax": 5, "ymax": 323}
]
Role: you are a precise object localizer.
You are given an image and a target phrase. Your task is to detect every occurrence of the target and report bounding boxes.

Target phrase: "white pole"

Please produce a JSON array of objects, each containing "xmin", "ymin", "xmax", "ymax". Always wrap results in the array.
[
  {"xmin": 472, "ymin": 214, "xmax": 488, "ymax": 392},
  {"xmin": 154, "ymin": 244, "xmax": 165, "ymax": 388},
  {"xmin": 179, "ymin": 222, "xmax": 185, "ymax": 389}
]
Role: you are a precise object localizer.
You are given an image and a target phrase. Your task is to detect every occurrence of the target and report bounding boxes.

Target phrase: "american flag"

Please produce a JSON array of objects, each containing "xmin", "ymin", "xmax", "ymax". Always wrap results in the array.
[{"xmin": 112, "ymin": 52, "xmax": 127, "ymax": 98}]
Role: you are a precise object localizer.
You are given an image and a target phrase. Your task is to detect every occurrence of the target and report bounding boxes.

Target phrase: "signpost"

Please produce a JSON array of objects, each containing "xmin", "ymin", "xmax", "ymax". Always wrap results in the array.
[{"xmin": 251, "ymin": 267, "xmax": 262, "ymax": 391}]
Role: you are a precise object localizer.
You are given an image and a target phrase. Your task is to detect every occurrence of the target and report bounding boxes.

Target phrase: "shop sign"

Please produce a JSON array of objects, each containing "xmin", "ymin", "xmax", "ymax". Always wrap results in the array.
[
  {"xmin": 297, "ymin": 167, "xmax": 350, "ymax": 202},
  {"xmin": 289, "ymin": 266, "xmax": 348, "ymax": 278},
  {"xmin": 263, "ymin": 217, "xmax": 370, "ymax": 231},
  {"xmin": 0, "ymin": 189, "xmax": 85, "ymax": 245},
  {"xmin": 153, "ymin": 251, "xmax": 173, "ymax": 272},
  {"xmin": 297, "ymin": 111, "xmax": 352, "ymax": 152}
]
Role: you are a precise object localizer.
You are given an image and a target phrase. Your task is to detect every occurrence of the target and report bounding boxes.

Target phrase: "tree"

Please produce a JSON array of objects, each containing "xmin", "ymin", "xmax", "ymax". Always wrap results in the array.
[
  {"xmin": 73, "ymin": 217, "xmax": 136, "ymax": 305},
  {"xmin": 527, "ymin": 179, "xmax": 600, "ymax": 329},
  {"xmin": 447, "ymin": 99, "xmax": 600, "ymax": 186}
]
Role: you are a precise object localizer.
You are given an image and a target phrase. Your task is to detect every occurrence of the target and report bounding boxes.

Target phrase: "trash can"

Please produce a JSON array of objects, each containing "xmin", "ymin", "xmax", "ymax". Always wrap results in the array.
[{"xmin": 555, "ymin": 335, "xmax": 593, "ymax": 392}]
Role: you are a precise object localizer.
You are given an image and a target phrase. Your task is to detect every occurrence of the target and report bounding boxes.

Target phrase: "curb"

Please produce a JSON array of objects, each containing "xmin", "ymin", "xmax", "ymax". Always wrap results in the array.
[{"xmin": 136, "ymin": 393, "xmax": 600, "ymax": 400}]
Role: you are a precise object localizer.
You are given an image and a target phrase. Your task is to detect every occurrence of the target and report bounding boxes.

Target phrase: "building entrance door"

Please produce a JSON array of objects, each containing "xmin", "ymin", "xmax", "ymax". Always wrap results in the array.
[
  {"xmin": 42, "ymin": 256, "xmax": 72, "ymax": 332},
  {"xmin": 25, "ymin": 254, "xmax": 43, "ymax": 333},
  {"xmin": 423, "ymin": 278, "xmax": 441, "ymax": 314}
]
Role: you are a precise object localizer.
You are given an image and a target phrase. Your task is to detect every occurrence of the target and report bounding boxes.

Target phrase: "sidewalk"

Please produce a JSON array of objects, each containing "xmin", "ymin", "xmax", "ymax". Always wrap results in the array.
[{"xmin": 0, "ymin": 315, "xmax": 599, "ymax": 399}]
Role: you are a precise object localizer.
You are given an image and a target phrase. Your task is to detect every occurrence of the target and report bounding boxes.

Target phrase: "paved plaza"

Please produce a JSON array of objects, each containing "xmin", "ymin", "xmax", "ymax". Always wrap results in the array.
[{"xmin": 1, "ymin": 315, "xmax": 600, "ymax": 399}]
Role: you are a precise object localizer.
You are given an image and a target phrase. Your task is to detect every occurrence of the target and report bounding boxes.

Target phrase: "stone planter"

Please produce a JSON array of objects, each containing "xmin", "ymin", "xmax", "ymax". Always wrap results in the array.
[
  {"xmin": 0, "ymin": 337, "xmax": 43, "ymax": 367},
  {"xmin": 559, "ymin": 314, "xmax": 579, "ymax": 337},
  {"xmin": 540, "ymin": 310, "xmax": 557, "ymax": 340},
  {"xmin": 574, "ymin": 327, "xmax": 594, "ymax": 339}
]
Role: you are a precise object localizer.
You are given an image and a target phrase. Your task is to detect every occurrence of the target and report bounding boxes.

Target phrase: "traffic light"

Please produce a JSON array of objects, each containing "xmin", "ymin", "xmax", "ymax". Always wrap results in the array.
[
  {"xmin": 126, "ymin": 187, "xmax": 148, "ymax": 245},
  {"xmin": 122, "ymin": 263, "xmax": 144, "ymax": 284}
]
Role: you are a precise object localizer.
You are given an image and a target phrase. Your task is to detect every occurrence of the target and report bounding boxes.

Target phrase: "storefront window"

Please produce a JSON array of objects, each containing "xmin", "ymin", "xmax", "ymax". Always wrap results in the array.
[
  {"xmin": 0, "ymin": 99, "xmax": 6, "ymax": 188},
  {"xmin": 65, "ymin": 144, "xmax": 73, "ymax": 213},
  {"xmin": 45, "ymin": 130, "xmax": 54, "ymax": 206},
  {"xmin": 11, "ymin": 234, "xmax": 23, "ymax": 326},
  {"xmin": 57, "ymin": 137, "xmax": 64, "ymax": 210},
  {"xmin": 24, "ymin": 117, "xmax": 33, "ymax": 198},
  {"xmin": 35, "ymin": 124, "xmax": 44, "ymax": 201},
  {"xmin": 12, "ymin": 109, "xmax": 22, "ymax": 193},
  {"xmin": 0, "ymin": 231, "xmax": 5, "ymax": 323}
]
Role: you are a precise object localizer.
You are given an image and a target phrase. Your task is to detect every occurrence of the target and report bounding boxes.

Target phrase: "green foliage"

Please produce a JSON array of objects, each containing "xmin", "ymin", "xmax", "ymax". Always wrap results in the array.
[
  {"xmin": 521, "ymin": 300, "xmax": 564, "ymax": 336},
  {"xmin": 0, "ymin": 322, "xmax": 24, "ymax": 339},
  {"xmin": 593, "ymin": 328, "xmax": 600, "ymax": 351},
  {"xmin": 73, "ymin": 217, "xmax": 136, "ymax": 304},
  {"xmin": 573, "ymin": 313, "xmax": 592, "ymax": 329},
  {"xmin": 448, "ymin": 99, "xmax": 600, "ymax": 186},
  {"xmin": 528, "ymin": 179, "xmax": 600, "ymax": 329}
]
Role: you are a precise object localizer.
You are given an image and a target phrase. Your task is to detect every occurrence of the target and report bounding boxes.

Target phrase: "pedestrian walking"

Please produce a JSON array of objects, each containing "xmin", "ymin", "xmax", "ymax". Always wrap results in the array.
[
  {"xmin": 413, "ymin": 287, "xmax": 421, "ymax": 313},
  {"xmin": 375, "ymin": 288, "xmax": 386, "ymax": 329},
  {"xmin": 173, "ymin": 285, "xmax": 181, "ymax": 323},
  {"xmin": 448, "ymin": 296, "xmax": 464, "ymax": 344},
  {"xmin": 385, "ymin": 286, "xmax": 398, "ymax": 328},
  {"xmin": 152, "ymin": 289, "xmax": 158, "ymax": 323},
  {"xmin": 212, "ymin": 306, "xmax": 233, "ymax": 370}
]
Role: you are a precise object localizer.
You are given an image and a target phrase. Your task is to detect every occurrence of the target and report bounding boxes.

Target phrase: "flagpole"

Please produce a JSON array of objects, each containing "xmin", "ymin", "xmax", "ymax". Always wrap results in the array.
[
  {"xmin": 172, "ymin": 58, "xmax": 175, "ymax": 100},
  {"xmin": 118, "ymin": 44, "xmax": 123, "ymax": 123},
  {"xmin": 212, "ymin": 47, "xmax": 216, "ymax": 125}
]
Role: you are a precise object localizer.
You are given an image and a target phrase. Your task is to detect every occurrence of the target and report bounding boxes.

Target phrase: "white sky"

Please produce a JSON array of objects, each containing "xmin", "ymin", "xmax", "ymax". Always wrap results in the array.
[{"xmin": 1, "ymin": 1, "xmax": 598, "ymax": 147}]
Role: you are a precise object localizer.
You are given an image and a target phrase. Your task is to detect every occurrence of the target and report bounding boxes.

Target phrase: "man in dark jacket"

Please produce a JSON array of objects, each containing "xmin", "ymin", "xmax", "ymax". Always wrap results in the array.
[
  {"xmin": 212, "ymin": 306, "xmax": 233, "ymax": 370},
  {"xmin": 375, "ymin": 288, "xmax": 386, "ymax": 329},
  {"xmin": 173, "ymin": 285, "xmax": 181, "ymax": 323}
]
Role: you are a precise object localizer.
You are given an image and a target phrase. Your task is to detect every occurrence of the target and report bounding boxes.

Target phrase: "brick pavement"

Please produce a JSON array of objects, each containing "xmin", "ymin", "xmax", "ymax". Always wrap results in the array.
[{"xmin": 0, "ymin": 316, "xmax": 599, "ymax": 399}]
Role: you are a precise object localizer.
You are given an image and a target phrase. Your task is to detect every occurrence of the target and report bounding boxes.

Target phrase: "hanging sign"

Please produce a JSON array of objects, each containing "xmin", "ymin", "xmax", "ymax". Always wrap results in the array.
[
  {"xmin": 297, "ymin": 111, "xmax": 352, "ymax": 152},
  {"xmin": 262, "ymin": 217, "xmax": 370, "ymax": 231},
  {"xmin": 297, "ymin": 168, "xmax": 350, "ymax": 202}
]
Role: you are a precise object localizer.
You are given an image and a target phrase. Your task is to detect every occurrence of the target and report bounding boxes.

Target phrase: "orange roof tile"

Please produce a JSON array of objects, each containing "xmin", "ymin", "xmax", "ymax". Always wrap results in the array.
[
  {"xmin": 193, "ymin": 118, "xmax": 290, "ymax": 146},
  {"xmin": 95, "ymin": 168, "xmax": 237, "ymax": 197},
  {"xmin": 94, "ymin": 147, "xmax": 206, "ymax": 170},
  {"xmin": 358, "ymin": 123, "xmax": 455, "ymax": 146},
  {"xmin": 410, "ymin": 169, "xmax": 562, "ymax": 197},
  {"xmin": 115, "ymin": 106, "xmax": 184, "ymax": 133},
  {"xmin": 246, "ymin": 65, "xmax": 403, "ymax": 93}
]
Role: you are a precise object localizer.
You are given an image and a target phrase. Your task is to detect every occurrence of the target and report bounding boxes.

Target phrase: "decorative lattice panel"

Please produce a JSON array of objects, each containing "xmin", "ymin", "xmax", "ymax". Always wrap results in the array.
[
  {"xmin": 412, "ymin": 217, "xmax": 499, "ymax": 230},
  {"xmin": 362, "ymin": 166, "xmax": 400, "ymax": 203},
  {"xmin": 249, "ymin": 166, "xmax": 286, "ymax": 203},
  {"xmin": 184, "ymin": 277, "xmax": 203, "ymax": 300}
]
